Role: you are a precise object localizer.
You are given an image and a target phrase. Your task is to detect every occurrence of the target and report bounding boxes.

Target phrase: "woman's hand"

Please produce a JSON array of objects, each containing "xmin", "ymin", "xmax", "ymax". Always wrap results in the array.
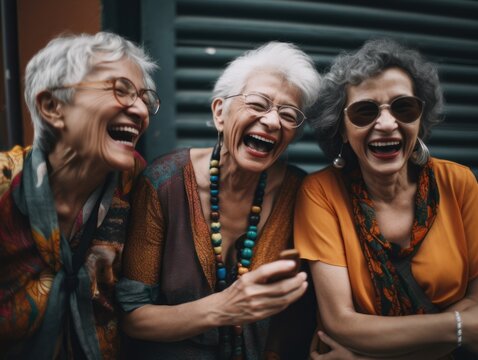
[
  {"xmin": 211, "ymin": 260, "xmax": 308, "ymax": 326},
  {"xmin": 86, "ymin": 244, "xmax": 121, "ymax": 309},
  {"xmin": 310, "ymin": 331, "xmax": 366, "ymax": 360},
  {"xmin": 309, "ymin": 326, "xmax": 320, "ymax": 355},
  {"xmin": 122, "ymin": 259, "xmax": 307, "ymax": 342}
]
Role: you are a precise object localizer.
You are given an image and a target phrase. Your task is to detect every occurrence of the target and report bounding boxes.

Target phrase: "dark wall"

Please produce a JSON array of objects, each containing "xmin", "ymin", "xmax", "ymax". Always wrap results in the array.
[
  {"xmin": 114, "ymin": 0, "xmax": 478, "ymax": 175},
  {"xmin": 0, "ymin": 0, "xmax": 101, "ymax": 150}
]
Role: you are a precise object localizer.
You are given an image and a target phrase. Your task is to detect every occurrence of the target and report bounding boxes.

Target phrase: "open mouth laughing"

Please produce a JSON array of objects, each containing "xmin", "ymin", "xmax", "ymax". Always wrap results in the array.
[
  {"xmin": 243, "ymin": 133, "xmax": 276, "ymax": 154},
  {"xmin": 107, "ymin": 125, "xmax": 139, "ymax": 146},
  {"xmin": 368, "ymin": 140, "xmax": 402, "ymax": 154}
]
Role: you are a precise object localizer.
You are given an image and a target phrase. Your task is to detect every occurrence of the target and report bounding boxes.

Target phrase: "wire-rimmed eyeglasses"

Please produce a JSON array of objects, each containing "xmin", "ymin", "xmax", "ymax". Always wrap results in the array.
[
  {"xmin": 225, "ymin": 93, "xmax": 306, "ymax": 128},
  {"xmin": 51, "ymin": 77, "xmax": 161, "ymax": 115}
]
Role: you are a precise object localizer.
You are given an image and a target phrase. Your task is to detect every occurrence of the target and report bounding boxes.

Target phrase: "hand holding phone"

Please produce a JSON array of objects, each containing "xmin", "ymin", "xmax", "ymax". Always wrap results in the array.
[{"xmin": 267, "ymin": 249, "xmax": 300, "ymax": 283}]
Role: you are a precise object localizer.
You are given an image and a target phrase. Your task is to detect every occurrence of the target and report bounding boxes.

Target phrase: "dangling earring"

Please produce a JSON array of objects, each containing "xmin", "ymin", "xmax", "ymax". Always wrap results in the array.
[
  {"xmin": 410, "ymin": 137, "xmax": 430, "ymax": 166},
  {"xmin": 333, "ymin": 143, "xmax": 346, "ymax": 169},
  {"xmin": 216, "ymin": 131, "xmax": 223, "ymax": 147},
  {"xmin": 212, "ymin": 131, "xmax": 223, "ymax": 160}
]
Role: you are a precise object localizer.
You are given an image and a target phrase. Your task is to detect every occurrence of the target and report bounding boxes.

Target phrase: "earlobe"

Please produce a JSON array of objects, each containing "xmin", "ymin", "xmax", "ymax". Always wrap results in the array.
[
  {"xmin": 36, "ymin": 91, "xmax": 65, "ymax": 129},
  {"xmin": 211, "ymin": 97, "xmax": 225, "ymax": 132}
]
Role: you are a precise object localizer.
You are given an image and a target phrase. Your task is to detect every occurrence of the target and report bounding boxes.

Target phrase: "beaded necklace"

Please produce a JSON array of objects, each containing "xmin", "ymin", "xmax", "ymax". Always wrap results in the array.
[{"xmin": 208, "ymin": 142, "xmax": 267, "ymax": 359}]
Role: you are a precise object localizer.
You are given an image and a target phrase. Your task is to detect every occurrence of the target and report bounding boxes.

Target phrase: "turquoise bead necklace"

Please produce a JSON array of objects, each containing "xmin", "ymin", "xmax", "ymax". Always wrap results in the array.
[{"xmin": 209, "ymin": 141, "xmax": 267, "ymax": 359}]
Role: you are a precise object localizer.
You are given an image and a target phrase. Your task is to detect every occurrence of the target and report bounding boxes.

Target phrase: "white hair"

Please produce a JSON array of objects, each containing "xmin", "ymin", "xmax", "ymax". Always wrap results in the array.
[
  {"xmin": 25, "ymin": 31, "xmax": 158, "ymax": 152},
  {"xmin": 212, "ymin": 42, "xmax": 321, "ymax": 111}
]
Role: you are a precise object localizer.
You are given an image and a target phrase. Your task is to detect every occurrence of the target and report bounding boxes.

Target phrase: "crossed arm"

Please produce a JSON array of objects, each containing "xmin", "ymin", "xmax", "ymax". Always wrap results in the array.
[{"xmin": 310, "ymin": 261, "xmax": 478, "ymax": 359}]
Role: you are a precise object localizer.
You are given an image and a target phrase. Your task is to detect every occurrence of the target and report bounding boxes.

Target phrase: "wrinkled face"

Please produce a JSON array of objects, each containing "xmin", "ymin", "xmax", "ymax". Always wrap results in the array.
[
  {"xmin": 343, "ymin": 67, "xmax": 421, "ymax": 178},
  {"xmin": 213, "ymin": 72, "xmax": 301, "ymax": 173},
  {"xmin": 59, "ymin": 57, "xmax": 150, "ymax": 171}
]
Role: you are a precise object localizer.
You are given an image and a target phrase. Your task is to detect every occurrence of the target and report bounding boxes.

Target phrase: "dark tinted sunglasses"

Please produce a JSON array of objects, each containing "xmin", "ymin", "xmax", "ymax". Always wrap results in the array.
[{"xmin": 344, "ymin": 96, "xmax": 424, "ymax": 127}]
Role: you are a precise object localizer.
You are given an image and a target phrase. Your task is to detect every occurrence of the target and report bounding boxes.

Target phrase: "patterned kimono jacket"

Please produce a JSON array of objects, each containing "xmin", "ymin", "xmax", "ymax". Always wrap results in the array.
[
  {"xmin": 117, "ymin": 148, "xmax": 316, "ymax": 359},
  {"xmin": 0, "ymin": 145, "xmax": 145, "ymax": 359}
]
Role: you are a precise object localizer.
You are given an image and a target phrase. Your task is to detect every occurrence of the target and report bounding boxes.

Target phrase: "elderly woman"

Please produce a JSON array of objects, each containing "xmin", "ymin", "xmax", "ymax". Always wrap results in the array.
[
  {"xmin": 0, "ymin": 32, "xmax": 159, "ymax": 359},
  {"xmin": 295, "ymin": 38, "xmax": 478, "ymax": 359},
  {"xmin": 116, "ymin": 41, "xmax": 321, "ymax": 359}
]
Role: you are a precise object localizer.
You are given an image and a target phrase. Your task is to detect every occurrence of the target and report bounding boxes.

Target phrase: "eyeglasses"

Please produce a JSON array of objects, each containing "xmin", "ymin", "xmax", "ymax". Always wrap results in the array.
[
  {"xmin": 344, "ymin": 96, "xmax": 424, "ymax": 127},
  {"xmin": 225, "ymin": 93, "xmax": 306, "ymax": 128},
  {"xmin": 51, "ymin": 77, "xmax": 161, "ymax": 115}
]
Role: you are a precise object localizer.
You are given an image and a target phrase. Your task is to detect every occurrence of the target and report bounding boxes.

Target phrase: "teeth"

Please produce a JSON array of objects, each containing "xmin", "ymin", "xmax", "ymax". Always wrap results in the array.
[
  {"xmin": 116, "ymin": 140, "xmax": 134, "ymax": 145},
  {"xmin": 249, "ymin": 134, "xmax": 275, "ymax": 144},
  {"xmin": 369, "ymin": 141, "xmax": 400, "ymax": 147},
  {"xmin": 109, "ymin": 126, "xmax": 139, "ymax": 136}
]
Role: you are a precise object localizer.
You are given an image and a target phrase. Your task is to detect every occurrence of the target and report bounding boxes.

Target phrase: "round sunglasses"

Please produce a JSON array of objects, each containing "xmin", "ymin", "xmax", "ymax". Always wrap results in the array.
[{"xmin": 344, "ymin": 96, "xmax": 424, "ymax": 127}]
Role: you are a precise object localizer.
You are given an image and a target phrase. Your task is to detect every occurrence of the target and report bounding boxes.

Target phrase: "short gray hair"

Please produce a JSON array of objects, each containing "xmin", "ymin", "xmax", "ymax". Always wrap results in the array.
[
  {"xmin": 212, "ymin": 41, "xmax": 321, "ymax": 112},
  {"xmin": 309, "ymin": 38, "xmax": 444, "ymax": 168},
  {"xmin": 25, "ymin": 31, "xmax": 158, "ymax": 152}
]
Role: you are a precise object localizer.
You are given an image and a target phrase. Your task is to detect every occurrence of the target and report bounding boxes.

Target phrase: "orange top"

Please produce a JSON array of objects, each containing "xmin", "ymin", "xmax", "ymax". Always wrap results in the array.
[{"xmin": 294, "ymin": 158, "xmax": 478, "ymax": 314}]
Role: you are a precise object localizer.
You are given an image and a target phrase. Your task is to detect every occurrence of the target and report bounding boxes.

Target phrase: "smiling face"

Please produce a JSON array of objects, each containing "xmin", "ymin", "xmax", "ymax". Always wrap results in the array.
[
  {"xmin": 57, "ymin": 57, "xmax": 149, "ymax": 171},
  {"xmin": 343, "ymin": 67, "xmax": 421, "ymax": 179},
  {"xmin": 212, "ymin": 71, "xmax": 301, "ymax": 173}
]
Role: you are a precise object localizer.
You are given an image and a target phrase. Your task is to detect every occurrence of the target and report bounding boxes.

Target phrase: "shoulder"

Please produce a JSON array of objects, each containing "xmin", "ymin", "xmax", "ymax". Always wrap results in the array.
[
  {"xmin": 301, "ymin": 165, "xmax": 343, "ymax": 190},
  {"xmin": 430, "ymin": 157, "xmax": 476, "ymax": 189},
  {"xmin": 285, "ymin": 163, "xmax": 307, "ymax": 182},
  {"xmin": 118, "ymin": 150, "xmax": 147, "ymax": 195},
  {"xmin": 142, "ymin": 148, "xmax": 191, "ymax": 188},
  {"xmin": 431, "ymin": 157, "xmax": 475, "ymax": 176},
  {"xmin": 0, "ymin": 145, "xmax": 29, "ymax": 173},
  {"xmin": 0, "ymin": 145, "xmax": 30, "ymax": 196},
  {"xmin": 287, "ymin": 164, "xmax": 307, "ymax": 180},
  {"xmin": 296, "ymin": 166, "xmax": 351, "ymax": 208}
]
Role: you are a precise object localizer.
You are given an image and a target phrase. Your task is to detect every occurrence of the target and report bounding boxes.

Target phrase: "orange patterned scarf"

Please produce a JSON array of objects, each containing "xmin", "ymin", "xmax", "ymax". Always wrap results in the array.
[{"xmin": 348, "ymin": 161, "xmax": 439, "ymax": 315}]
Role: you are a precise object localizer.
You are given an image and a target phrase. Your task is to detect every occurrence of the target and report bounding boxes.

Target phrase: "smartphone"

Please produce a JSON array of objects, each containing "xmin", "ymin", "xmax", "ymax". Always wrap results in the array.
[{"xmin": 267, "ymin": 249, "xmax": 301, "ymax": 283}]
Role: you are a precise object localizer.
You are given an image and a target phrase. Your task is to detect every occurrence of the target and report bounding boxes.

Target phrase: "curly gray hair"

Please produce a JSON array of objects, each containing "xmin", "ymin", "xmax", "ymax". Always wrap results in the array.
[{"xmin": 309, "ymin": 38, "xmax": 444, "ymax": 168}]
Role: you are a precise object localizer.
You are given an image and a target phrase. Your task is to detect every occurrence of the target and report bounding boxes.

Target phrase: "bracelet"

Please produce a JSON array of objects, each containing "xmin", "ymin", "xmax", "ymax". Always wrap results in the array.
[{"xmin": 454, "ymin": 311, "xmax": 463, "ymax": 348}]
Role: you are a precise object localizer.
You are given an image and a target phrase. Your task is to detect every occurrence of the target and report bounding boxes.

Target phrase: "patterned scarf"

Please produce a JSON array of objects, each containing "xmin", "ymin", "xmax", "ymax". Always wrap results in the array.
[
  {"xmin": 348, "ymin": 161, "xmax": 439, "ymax": 315},
  {"xmin": 0, "ymin": 146, "xmax": 144, "ymax": 359}
]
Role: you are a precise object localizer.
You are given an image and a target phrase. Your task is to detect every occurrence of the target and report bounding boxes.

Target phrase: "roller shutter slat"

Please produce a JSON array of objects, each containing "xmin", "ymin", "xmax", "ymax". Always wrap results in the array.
[{"xmin": 143, "ymin": 0, "xmax": 478, "ymax": 177}]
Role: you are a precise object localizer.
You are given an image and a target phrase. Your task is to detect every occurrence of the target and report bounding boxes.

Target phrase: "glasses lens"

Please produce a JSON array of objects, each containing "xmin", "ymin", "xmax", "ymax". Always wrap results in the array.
[
  {"xmin": 244, "ymin": 94, "xmax": 304, "ymax": 128},
  {"xmin": 141, "ymin": 90, "xmax": 161, "ymax": 115},
  {"xmin": 346, "ymin": 101, "xmax": 379, "ymax": 127},
  {"xmin": 244, "ymin": 94, "xmax": 270, "ymax": 113},
  {"xmin": 390, "ymin": 96, "xmax": 423, "ymax": 123},
  {"xmin": 114, "ymin": 78, "xmax": 137, "ymax": 107},
  {"xmin": 278, "ymin": 107, "xmax": 302, "ymax": 128}
]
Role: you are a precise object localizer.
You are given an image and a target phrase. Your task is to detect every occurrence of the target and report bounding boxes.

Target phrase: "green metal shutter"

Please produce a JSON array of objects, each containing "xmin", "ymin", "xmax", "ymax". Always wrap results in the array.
[{"xmin": 142, "ymin": 0, "xmax": 478, "ymax": 176}]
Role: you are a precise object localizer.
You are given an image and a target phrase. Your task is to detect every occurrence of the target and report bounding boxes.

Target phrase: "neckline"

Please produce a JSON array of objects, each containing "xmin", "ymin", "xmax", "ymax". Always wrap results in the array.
[
  {"xmin": 185, "ymin": 150, "xmax": 295, "ymax": 289},
  {"xmin": 208, "ymin": 143, "xmax": 268, "ymax": 289}
]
